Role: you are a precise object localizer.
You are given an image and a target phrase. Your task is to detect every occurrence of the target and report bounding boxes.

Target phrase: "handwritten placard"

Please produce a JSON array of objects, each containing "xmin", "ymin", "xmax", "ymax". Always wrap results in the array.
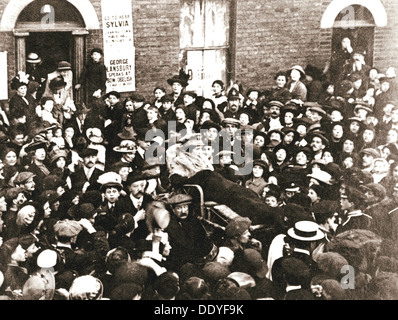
[{"xmin": 101, "ymin": 0, "xmax": 135, "ymax": 92}]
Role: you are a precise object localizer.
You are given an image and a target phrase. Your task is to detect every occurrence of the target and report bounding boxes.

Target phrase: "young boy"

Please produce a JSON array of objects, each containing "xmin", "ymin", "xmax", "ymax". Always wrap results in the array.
[{"xmin": 75, "ymin": 48, "xmax": 107, "ymax": 106}]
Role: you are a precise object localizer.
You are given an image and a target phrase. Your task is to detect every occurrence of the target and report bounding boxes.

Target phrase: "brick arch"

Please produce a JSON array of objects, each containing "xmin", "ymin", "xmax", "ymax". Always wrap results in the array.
[
  {"xmin": 0, "ymin": 0, "xmax": 100, "ymax": 31},
  {"xmin": 321, "ymin": 0, "xmax": 387, "ymax": 28}
]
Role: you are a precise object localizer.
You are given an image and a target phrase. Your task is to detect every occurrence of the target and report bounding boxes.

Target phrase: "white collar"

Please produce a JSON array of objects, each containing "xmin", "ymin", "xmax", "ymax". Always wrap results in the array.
[
  {"xmin": 286, "ymin": 285, "xmax": 302, "ymax": 292},
  {"xmin": 293, "ymin": 248, "xmax": 311, "ymax": 256}
]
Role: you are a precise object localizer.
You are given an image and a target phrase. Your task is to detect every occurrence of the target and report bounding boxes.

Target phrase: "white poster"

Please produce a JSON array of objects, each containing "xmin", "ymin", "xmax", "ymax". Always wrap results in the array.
[
  {"xmin": 101, "ymin": 0, "xmax": 135, "ymax": 93},
  {"xmin": 0, "ymin": 52, "xmax": 8, "ymax": 100}
]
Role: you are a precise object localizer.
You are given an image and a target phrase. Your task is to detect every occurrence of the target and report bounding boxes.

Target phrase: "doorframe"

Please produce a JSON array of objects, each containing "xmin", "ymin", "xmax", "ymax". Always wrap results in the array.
[{"xmin": 13, "ymin": 28, "xmax": 88, "ymax": 103}]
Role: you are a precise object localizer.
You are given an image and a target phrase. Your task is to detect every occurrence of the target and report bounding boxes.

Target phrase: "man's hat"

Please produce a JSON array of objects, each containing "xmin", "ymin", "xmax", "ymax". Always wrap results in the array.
[
  {"xmin": 225, "ymin": 217, "xmax": 252, "ymax": 238},
  {"xmin": 79, "ymin": 148, "xmax": 98, "ymax": 158},
  {"xmin": 98, "ymin": 172, "xmax": 123, "ymax": 192},
  {"xmin": 14, "ymin": 171, "xmax": 36, "ymax": 185},
  {"xmin": 362, "ymin": 183, "xmax": 387, "ymax": 200},
  {"xmin": 353, "ymin": 46, "xmax": 367, "ymax": 56},
  {"xmin": 360, "ymin": 148, "xmax": 380, "ymax": 159},
  {"xmin": 49, "ymin": 76, "xmax": 67, "ymax": 91},
  {"xmin": 268, "ymin": 100, "xmax": 284, "ymax": 109},
  {"xmin": 57, "ymin": 61, "xmax": 72, "ymax": 71},
  {"xmin": 227, "ymin": 88, "xmax": 240, "ymax": 100},
  {"xmin": 130, "ymin": 92, "xmax": 146, "ymax": 102},
  {"xmin": 222, "ymin": 117, "xmax": 241, "ymax": 127},
  {"xmin": 113, "ymin": 139, "xmax": 137, "ymax": 153},
  {"xmin": 168, "ymin": 193, "xmax": 193, "ymax": 206},
  {"xmin": 201, "ymin": 120, "xmax": 221, "ymax": 132},
  {"xmin": 307, "ymin": 170, "xmax": 333, "ymax": 185},
  {"xmin": 5, "ymin": 187, "xmax": 25, "ymax": 202},
  {"xmin": 160, "ymin": 95, "xmax": 174, "ymax": 103},
  {"xmin": 183, "ymin": 91, "xmax": 197, "ymax": 99},
  {"xmin": 307, "ymin": 104, "xmax": 327, "ymax": 117},
  {"xmin": 354, "ymin": 101, "xmax": 373, "ymax": 114},
  {"xmin": 126, "ymin": 171, "xmax": 147, "ymax": 185},
  {"xmin": 53, "ymin": 219, "xmax": 83, "ymax": 238},
  {"xmin": 308, "ymin": 131, "xmax": 329, "ymax": 146},
  {"xmin": 118, "ymin": 126, "xmax": 137, "ymax": 140},
  {"xmin": 22, "ymin": 270, "xmax": 55, "ymax": 300},
  {"xmin": 287, "ymin": 220, "xmax": 324, "ymax": 242},
  {"xmin": 282, "ymin": 103, "xmax": 300, "ymax": 117},
  {"xmin": 86, "ymin": 128, "xmax": 103, "ymax": 144},
  {"xmin": 26, "ymin": 52, "xmax": 42, "ymax": 64}
]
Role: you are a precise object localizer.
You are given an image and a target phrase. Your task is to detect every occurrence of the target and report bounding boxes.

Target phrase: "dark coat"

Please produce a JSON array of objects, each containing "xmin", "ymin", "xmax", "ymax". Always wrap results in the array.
[{"xmin": 70, "ymin": 165, "xmax": 104, "ymax": 192}]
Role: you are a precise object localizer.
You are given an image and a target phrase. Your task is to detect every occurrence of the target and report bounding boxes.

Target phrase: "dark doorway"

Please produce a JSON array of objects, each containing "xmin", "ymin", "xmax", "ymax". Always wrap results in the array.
[
  {"xmin": 332, "ymin": 27, "xmax": 375, "ymax": 67},
  {"xmin": 26, "ymin": 32, "xmax": 74, "ymax": 74}
]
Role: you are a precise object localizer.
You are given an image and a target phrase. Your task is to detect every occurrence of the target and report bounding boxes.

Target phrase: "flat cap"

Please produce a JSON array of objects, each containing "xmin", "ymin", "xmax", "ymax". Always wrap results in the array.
[
  {"xmin": 14, "ymin": 171, "xmax": 36, "ymax": 185},
  {"xmin": 53, "ymin": 219, "xmax": 83, "ymax": 238},
  {"xmin": 168, "ymin": 193, "xmax": 192, "ymax": 206}
]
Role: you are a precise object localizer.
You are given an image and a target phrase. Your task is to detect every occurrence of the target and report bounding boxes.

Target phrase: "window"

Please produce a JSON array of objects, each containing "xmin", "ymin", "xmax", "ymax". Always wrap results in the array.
[{"xmin": 180, "ymin": 0, "xmax": 231, "ymax": 97}]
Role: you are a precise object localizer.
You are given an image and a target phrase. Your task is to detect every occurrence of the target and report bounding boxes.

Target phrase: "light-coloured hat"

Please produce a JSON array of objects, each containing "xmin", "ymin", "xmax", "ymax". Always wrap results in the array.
[
  {"xmin": 307, "ymin": 170, "xmax": 333, "ymax": 185},
  {"xmin": 22, "ymin": 269, "xmax": 55, "ymax": 300},
  {"xmin": 289, "ymin": 65, "xmax": 306, "ymax": 76},
  {"xmin": 287, "ymin": 221, "xmax": 325, "ymax": 242},
  {"xmin": 26, "ymin": 52, "xmax": 42, "ymax": 64},
  {"xmin": 37, "ymin": 249, "xmax": 58, "ymax": 268},
  {"xmin": 86, "ymin": 128, "xmax": 103, "ymax": 144},
  {"xmin": 113, "ymin": 140, "xmax": 137, "ymax": 153},
  {"xmin": 97, "ymin": 172, "xmax": 123, "ymax": 191}
]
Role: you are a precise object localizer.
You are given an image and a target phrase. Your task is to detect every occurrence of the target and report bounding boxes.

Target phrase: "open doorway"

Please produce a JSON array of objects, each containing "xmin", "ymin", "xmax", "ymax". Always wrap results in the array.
[{"xmin": 25, "ymin": 32, "xmax": 74, "ymax": 75}]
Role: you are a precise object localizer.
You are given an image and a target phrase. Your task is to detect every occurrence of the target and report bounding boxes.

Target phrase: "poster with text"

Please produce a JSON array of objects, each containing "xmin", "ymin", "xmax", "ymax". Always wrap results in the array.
[{"xmin": 101, "ymin": 0, "xmax": 135, "ymax": 93}]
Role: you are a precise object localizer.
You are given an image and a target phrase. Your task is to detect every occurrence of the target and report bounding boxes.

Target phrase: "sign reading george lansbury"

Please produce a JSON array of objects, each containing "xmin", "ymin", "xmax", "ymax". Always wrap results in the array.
[{"xmin": 101, "ymin": 0, "xmax": 135, "ymax": 92}]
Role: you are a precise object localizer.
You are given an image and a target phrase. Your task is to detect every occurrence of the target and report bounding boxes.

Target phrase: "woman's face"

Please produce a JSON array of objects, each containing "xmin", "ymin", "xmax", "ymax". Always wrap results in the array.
[
  {"xmin": 172, "ymin": 82, "xmax": 183, "ymax": 94},
  {"xmin": 0, "ymin": 196, "xmax": 7, "ymax": 212},
  {"xmin": 343, "ymin": 140, "xmax": 354, "ymax": 153},
  {"xmin": 43, "ymin": 201, "xmax": 52, "ymax": 219},
  {"xmin": 296, "ymin": 125, "xmax": 307, "ymax": 138},
  {"xmin": 349, "ymin": 121, "xmax": 361, "ymax": 134},
  {"xmin": 239, "ymin": 113, "xmax": 250, "ymax": 126},
  {"xmin": 175, "ymin": 109, "xmax": 186, "ymax": 121},
  {"xmin": 276, "ymin": 75, "xmax": 287, "ymax": 88},
  {"xmin": 4, "ymin": 150, "xmax": 17, "ymax": 166},
  {"xmin": 252, "ymin": 165, "xmax": 264, "ymax": 178},
  {"xmin": 212, "ymin": 83, "xmax": 223, "ymax": 95},
  {"xmin": 16, "ymin": 85, "xmax": 27, "ymax": 97},
  {"xmin": 254, "ymin": 135, "xmax": 265, "ymax": 147},
  {"xmin": 200, "ymin": 112, "xmax": 211, "ymax": 124},
  {"xmin": 65, "ymin": 127, "xmax": 75, "ymax": 138},
  {"xmin": 290, "ymin": 69, "xmax": 301, "ymax": 82},
  {"xmin": 332, "ymin": 125, "xmax": 344, "ymax": 139},
  {"xmin": 341, "ymin": 37, "xmax": 351, "ymax": 49},
  {"xmin": 373, "ymin": 160, "xmax": 387, "ymax": 174},
  {"xmin": 35, "ymin": 148, "xmax": 46, "ymax": 161},
  {"xmin": 296, "ymin": 151, "xmax": 308, "ymax": 165},
  {"xmin": 56, "ymin": 156, "xmax": 66, "ymax": 169},
  {"xmin": 343, "ymin": 157, "xmax": 354, "ymax": 169},
  {"xmin": 392, "ymin": 165, "xmax": 398, "ymax": 179},
  {"xmin": 265, "ymin": 196, "xmax": 278, "ymax": 207},
  {"xmin": 308, "ymin": 188, "xmax": 320, "ymax": 203},
  {"xmin": 276, "ymin": 149, "xmax": 287, "ymax": 162},
  {"xmin": 206, "ymin": 128, "xmax": 219, "ymax": 141},
  {"xmin": 284, "ymin": 112, "xmax": 294, "ymax": 125},
  {"xmin": 154, "ymin": 89, "xmax": 165, "ymax": 99},
  {"xmin": 12, "ymin": 244, "xmax": 27, "ymax": 263},
  {"xmin": 238, "ymin": 229, "xmax": 251, "ymax": 245},
  {"xmin": 322, "ymin": 151, "xmax": 334, "ymax": 164},
  {"xmin": 284, "ymin": 132, "xmax": 295, "ymax": 145},
  {"xmin": 118, "ymin": 167, "xmax": 131, "ymax": 181},
  {"xmin": 125, "ymin": 100, "xmax": 134, "ymax": 112}
]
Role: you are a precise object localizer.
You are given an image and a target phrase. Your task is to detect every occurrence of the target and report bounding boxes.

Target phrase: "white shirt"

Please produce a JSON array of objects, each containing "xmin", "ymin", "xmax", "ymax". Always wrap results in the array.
[
  {"xmin": 84, "ymin": 166, "xmax": 95, "ymax": 180},
  {"xmin": 130, "ymin": 194, "xmax": 143, "ymax": 210}
]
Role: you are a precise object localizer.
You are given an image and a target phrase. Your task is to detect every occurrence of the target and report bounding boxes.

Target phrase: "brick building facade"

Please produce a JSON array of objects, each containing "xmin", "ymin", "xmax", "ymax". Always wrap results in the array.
[{"xmin": 0, "ymin": 0, "xmax": 396, "ymax": 106}]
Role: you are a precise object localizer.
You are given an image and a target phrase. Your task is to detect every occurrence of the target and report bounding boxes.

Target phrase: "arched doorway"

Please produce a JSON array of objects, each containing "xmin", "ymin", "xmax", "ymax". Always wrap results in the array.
[
  {"xmin": 5, "ymin": 0, "xmax": 100, "ymax": 102},
  {"xmin": 331, "ymin": 5, "xmax": 375, "ymax": 66}
]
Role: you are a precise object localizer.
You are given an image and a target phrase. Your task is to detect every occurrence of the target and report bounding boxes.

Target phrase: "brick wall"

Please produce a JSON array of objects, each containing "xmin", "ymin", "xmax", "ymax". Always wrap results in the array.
[{"xmin": 234, "ymin": 0, "xmax": 398, "ymax": 90}]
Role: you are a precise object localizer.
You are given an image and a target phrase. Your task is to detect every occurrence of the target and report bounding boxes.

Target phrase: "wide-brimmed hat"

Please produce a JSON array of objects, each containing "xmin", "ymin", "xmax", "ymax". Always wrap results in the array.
[
  {"xmin": 118, "ymin": 126, "xmax": 137, "ymax": 140},
  {"xmin": 354, "ymin": 101, "xmax": 373, "ymax": 114},
  {"xmin": 10, "ymin": 72, "xmax": 29, "ymax": 90},
  {"xmin": 113, "ymin": 139, "xmax": 137, "ymax": 153},
  {"xmin": 49, "ymin": 149, "xmax": 69, "ymax": 164},
  {"xmin": 49, "ymin": 76, "xmax": 67, "ymax": 91},
  {"xmin": 26, "ymin": 52, "xmax": 42, "ymax": 64},
  {"xmin": 288, "ymin": 65, "xmax": 306, "ymax": 77},
  {"xmin": 86, "ymin": 127, "xmax": 103, "ymax": 144},
  {"xmin": 25, "ymin": 141, "xmax": 47, "ymax": 153},
  {"xmin": 287, "ymin": 220, "xmax": 324, "ymax": 242},
  {"xmin": 167, "ymin": 69, "xmax": 189, "ymax": 87},
  {"xmin": 79, "ymin": 148, "xmax": 98, "ymax": 158},
  {"xmin": 22, "ymin": 269, "xmax": 55, "ymax": 300},
  {"xmin": 307, "ymin": 170, "xmax": 333, "ymax": 185}
]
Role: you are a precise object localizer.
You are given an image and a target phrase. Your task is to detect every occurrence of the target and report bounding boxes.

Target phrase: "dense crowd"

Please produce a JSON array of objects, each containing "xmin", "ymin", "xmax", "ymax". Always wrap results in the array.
[{"xmin": 0, "ymin": 38, "xmax": 397, "ymax": 300}]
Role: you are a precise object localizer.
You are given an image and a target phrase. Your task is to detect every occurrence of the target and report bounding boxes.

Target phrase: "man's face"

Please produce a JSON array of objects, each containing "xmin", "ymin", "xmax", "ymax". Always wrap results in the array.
[
  {"xmin": 381, "ymin": 81, "xmax": 390, "ymax": 92},
  {"xmin": 331, "ymin": 111, "xmax": 343, "ymax": 123},
  {"xmin": 173, "ymin": 203, "xmax": 189, "ymax": 220},
  {"xmin": 340, "ymin": 196, "xmax": 353, "ymax": 211},
  {"xmin": 391, "ymin": 109, "xmax": 398, "ymax": 123},
  {"xmin": 309, "ymin": 111, "xmax": 322, "ymax": 123},
  {"xmin": 388, "ymin": 130, "xmax": 398, "ymax": 144},
  {"xmin": 362, "ymin": 154, "xmax": 374, "ymax": 168},
  {"xmin": 363, "ymin": 130, "xmax": 374, "ymax": 143},
  {"xmin": 23, "ymin": 177, "xmax": 36, "ymax": 192},
  {"xmin": 133, "ymin": 101, "xmax": 144, "ymax": 110},
  {"xmin": 162, "ymin": 101, "xmax": 172, "ymax": 111},
  {"xmin": 228, "ymin": 98, "xmax": 240, "ymax": 113},
  {"xmin": 146, "ymin": 109, "xmax": 157, "ymax": 121},
  {"xmin": 183, "ymin": 95, "xmax": 195, "ymax": 106},
  {"xmin": 104, "ymin": 187, "xmax": 120, "ymax": 203},
  {"xmin": 108, "ymin": 95, "xmax": 119, "ymax": 106},
  {"xmin": 205, "ymin": 128, "xmax": 219, "ymax": 141},
  {"xmin": 84, "ymin": 155, "xmax": 97, "ymax": 168},
  {"xmin": 269, "ymin": 107, "xmax": 282, "ymax": 122},
  {"xmin": 296, "ymin": 151, "xmax": 308, "ymax": 165},
  {"xmin": 311, "ymin": 137, "xmax": 325, "ymax": 153},
  {"xmin": 225, "ymin": 123, "xmax": 238, "ymax": 139},
  {"xmin": 129, "ymin": 180, "xmax": 146, "ymax": 198},
  {"xmin": 248, "ymin": 91, "xmax": 258, "ymax": 101}
]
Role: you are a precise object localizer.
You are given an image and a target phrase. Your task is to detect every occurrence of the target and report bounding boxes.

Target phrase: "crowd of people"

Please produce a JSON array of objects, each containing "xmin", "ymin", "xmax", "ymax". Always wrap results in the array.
[{"xmin": 0, "ymin": 36, "xmax": 397, "ymax": 300}]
